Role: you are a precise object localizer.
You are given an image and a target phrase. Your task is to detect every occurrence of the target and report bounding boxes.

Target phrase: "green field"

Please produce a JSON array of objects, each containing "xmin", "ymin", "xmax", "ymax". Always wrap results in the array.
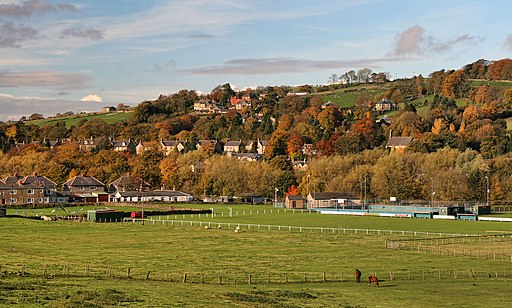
[
  {"xmin": 1, "ymin": 204, "xmax": 512, "ymax": 307},
  {"xmin": 25, "ymin": 111, "xmax": 132, "ymax": 128},
  {"xmin": 312, "ymin": 84, "xmax": 388, "ymax": 108}
]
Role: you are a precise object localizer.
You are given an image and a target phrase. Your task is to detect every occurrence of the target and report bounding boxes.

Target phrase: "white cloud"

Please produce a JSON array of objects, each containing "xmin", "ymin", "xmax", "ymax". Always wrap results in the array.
[
  {"xmin": 80, "ymin": 94, "xmax": 102, "ymax": 102},
  {"xmin": 0, "ymin": 92, "xmax": 101, "ymax": 121},
  {"xmin": 390, "ymin": 25, "xmax": 481, "ymax": 57}
]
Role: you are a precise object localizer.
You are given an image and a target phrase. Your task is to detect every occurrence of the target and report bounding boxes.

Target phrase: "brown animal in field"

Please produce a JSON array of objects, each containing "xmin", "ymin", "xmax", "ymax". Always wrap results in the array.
[
  {"xmin": 368, "ymin": 275, "xmax": 379, "ymax": 287},
  {"xmin": 355, "ymin": 269, "xmax": 361, "ymax": 283}
]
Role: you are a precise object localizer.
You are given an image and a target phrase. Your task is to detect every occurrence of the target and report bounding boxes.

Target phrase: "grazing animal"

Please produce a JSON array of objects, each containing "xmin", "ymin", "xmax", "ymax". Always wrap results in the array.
[
  {"xmin": 355, "ymin": 269, "xmax": 362, "ymax": 283},
  {"xmin": 368, "ymin": 275, "xmax": 379, "ymax": 287}
]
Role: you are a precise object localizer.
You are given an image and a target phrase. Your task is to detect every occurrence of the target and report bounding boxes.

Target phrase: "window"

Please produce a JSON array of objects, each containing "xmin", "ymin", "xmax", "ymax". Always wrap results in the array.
[
  {"xmin": 38, "ymin": 198, "xmax": 44, "ymax": 203},
  {"xmin": 46, "ymin": 189, "xmax": 52, "ymax": 194},
  {"xmin": 91, "ymin": 186, "xmax": 97, "ymax": 190},
  {"xmin": 27, "ymin": 189, "xmax": 34, "ymax": 194},
  {"xmin": 11, "ymin": 189, "xmax": 17, "ymax": 195},
  {"xmin": 78, "ymin": 186, "xmax": 84, "ymax": 190},
  {"xmin": 27, "ymin": 198, "xmax": 34, "ymax": 203},
  {"xmin": 9, "ymin": 198, "xmax": 17, "ymax": 204}
]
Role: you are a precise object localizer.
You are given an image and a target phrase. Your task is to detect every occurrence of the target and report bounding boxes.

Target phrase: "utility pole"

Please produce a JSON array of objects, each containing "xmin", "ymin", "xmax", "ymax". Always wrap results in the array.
[{"xmin": 364, "ymin": 175, "xmax": 367, "ymax": 210}]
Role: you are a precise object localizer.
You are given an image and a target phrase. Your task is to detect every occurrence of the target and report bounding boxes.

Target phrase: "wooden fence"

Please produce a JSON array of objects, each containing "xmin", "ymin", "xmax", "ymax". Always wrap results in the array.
[
  {"xmin": 0, "ymin": 263, "xmax": 509, "ymax": 284},
  {"xmin": 386, "ymin": 233, "xmax": 512, "ymax": 263}
]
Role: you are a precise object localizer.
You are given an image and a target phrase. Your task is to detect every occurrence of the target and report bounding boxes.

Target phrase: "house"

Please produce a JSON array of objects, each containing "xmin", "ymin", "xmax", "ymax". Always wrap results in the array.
[
  {"xmin": 135, "ymin": 141, "xmax": 159, "ymax": 155},
  {"xmin": 230, "ymin": 95, "xmax": 251, "ymax": 110},
  {"xmin": 194, "ymin": 99, "xmax": 228, "ymax": 114},
  {"xmin": 108, "ymin": 175, "xmax": 150, "ymax": 194},
  {"xmin": 161, "ymin": 140, "xmax": 185, "ymax": 155},
  {"xmin": 63, "ymin": 175, "xmax": 108, "ymax": 203},
  {"xmin": 285, "ymin": 195, "xmax": 305, "ymax": 209},
  {"xmin": 0, "ymin": 173, "xmax": 58, "ymax": 205},
  {"xmin": 196, "ymin": 140, "xmax": 222, "ymax": 153},
  {"xmin": 79, "ymin": 137, "xmax": 104, "ymax": 152},
  {"xmin": 307, "ymin": 192, "xmax": 357, "ymax": 208},
  {"xmin": 112, "ymin": 139, "xmax": 136, "ymax": 154},
  {"xmin": 101, "ymin": 106, "xmax": 116, "ymax": 113},
  {"xmin": 37, "ymin": 139, "xmax": 61, "ymax": 149},
  {"xmin": 239, "ymin": 193, "xmax": 267, "ymax": 204},
  {"xmin": 112, "ymin": 190, "xmax": 192, "ymax": 203},
  {"xmin": 302, "ymin": 144, "xmax": 316, "ymax": 156},
  {"xmin": 224, "ymin": 140, "xmax": 244, "ymax": 153},
  {"xmin": 375, "ymin": 99, "xmax": 396, "ymax": 111},
  {"xmin": 245, "ymin": 139, "xmax": 268, "ymax": 155},
  {"xmin": 386, "ymin": 136, "xmax": 413, "ymax": 153},
  {"xmin": 321, "ymin": 101, "xmax": 337, "ymax": 109},
  {"xmin": 232, "ymin": 153, "xmax": 261, "ymax": 161},
  {"xmin": 292, "ymin": 160, "xmax": 309, "ymax": 170}
]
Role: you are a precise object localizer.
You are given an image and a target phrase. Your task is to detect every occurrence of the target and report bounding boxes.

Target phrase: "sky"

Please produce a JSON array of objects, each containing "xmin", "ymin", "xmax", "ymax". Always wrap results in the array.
[{"xmin": 1, "ymin": 0, "xmax": 512, "ymax": 121}]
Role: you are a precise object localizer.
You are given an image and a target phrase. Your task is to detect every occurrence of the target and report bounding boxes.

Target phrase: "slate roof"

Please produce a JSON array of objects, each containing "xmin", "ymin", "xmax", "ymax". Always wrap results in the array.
[
  {"xmin": 287, "ymin": 195, "xmax": 304, "ymax": 200},
  {"xmin": 386, "ymin": 136, "xmax": 414, "ymax": 147},
  {"xmin": 109, "ymin": 175, "xmax": 149, "ymax": 189},
  {"xmin": 161, "ymin": 140, "xmax": 182, "ymax": 147},
  {"xmin": 225, "ymin": 140, "xmax": 243, "ymax": 147},
  {"xmin": 64, "ymin": 176, "xmax": 105, "ymax": 187}
]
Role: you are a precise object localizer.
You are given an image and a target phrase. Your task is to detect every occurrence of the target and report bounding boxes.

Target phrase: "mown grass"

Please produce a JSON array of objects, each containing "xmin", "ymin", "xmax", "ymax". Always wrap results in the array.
[
  {"xmin": 24, "ymin": 111, "xmax": 131, "ymax": 128},
  {"xmin": 1, "ymin": 206, "xmax": 512, "ymax": 307}
]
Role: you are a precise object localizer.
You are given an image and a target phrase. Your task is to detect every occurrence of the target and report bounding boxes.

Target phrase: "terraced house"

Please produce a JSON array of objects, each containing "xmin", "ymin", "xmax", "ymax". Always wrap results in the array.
[{"xmin": 0, "ymin": 174, "xmax": 58, "ymax": 205}]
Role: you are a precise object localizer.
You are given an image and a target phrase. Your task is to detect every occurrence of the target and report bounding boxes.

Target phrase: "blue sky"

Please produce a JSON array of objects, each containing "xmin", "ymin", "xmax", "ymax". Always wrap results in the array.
[{"xmin": 0, "ymin": 0, "xmax": 511, "ymax": 120}]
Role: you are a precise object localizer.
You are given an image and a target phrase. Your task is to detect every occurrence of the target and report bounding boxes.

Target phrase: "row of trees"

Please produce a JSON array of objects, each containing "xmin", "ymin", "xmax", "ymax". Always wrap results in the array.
[{"xmin": 0, "ymin": 144, "xmax": 510, "ymax": 202}]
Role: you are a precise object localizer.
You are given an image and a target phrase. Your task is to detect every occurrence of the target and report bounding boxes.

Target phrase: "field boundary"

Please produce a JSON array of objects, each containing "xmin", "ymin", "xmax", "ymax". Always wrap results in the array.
[
  {"xmin": 0, "ymin": 263, "xmax": 510, "ymax": 285},
  {"xmin": 386, "ymin": 233, "xmax": 512, "ymax": 263},
  {"xmin": 125, "ymin": 218, "xmax": 479, "ymax": 237}
]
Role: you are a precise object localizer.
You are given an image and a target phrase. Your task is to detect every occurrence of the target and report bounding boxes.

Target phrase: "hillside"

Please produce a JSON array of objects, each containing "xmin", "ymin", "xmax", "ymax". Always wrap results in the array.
[{"xmin": 25, "ymin": 111, "xmax": 132, "ymax": 128}]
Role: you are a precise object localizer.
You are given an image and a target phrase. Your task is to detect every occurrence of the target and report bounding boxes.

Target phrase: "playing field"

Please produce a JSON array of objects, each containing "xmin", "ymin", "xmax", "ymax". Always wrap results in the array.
[{"xmin": 1, "ymin": 204, "xmax": 511, "ymax": 307}]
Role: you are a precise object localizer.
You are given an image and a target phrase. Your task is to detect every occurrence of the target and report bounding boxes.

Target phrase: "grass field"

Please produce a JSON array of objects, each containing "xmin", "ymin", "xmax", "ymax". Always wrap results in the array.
[
  {"xmin": 24, "ymin": 111, "xmax": 132, "ymax": 128},
  {"xmin": 1, "ymin": 204, "xmax": 512, "ymax": 307},
  {"xmin": 313, "ymin": 84, "xmax": 388, "ymax": 108}
]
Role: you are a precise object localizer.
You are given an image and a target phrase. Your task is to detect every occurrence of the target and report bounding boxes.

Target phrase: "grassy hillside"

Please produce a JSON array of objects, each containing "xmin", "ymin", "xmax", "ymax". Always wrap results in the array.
[
  {"xmin": 25, "ymin": 111, "xmax": 132, "ymax": 128},
  {"xmin": 312, "ymin": 83, "xmax": 389, "ymax": 108}
]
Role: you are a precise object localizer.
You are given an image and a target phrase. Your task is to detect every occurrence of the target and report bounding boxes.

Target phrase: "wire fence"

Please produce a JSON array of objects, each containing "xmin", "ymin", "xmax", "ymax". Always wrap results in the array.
[
  {"xmin": 386, "ymin": 233, "xmax": 512, "ymax": 263},
  {"xmin": 0, "ymin": 263, "xmax": 510, "ymax": 285}
]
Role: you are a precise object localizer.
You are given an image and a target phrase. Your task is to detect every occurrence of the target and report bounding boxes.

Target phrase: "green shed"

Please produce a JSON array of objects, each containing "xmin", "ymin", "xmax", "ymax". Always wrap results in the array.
[{"xmin": 87, "ymin": 209, "xmax": 125, "ymax": 223}]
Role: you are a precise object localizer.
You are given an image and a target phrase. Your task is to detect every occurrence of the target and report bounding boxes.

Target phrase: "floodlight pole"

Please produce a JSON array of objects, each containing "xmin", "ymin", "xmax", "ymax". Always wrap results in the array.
[
  {"xmin": 485, "ymin": 176, "xmax": 489, "ymax": 207},
  {"xmin": 274, "ymin": 187, "xmax": 279, "ymax": 207},
  {"xmin": 140, "ymin": 181, "xmax": 144, "ymax": 225}
]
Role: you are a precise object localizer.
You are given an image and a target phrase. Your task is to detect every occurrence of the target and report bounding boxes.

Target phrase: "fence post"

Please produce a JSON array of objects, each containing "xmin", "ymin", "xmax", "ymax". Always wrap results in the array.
[
  {"xmin": 127, "ymin": 267, "xmax": 130, "ymax": 278},
  {"xmin": 146, "ymin": 271, "xmax": 151, "ymax": 280},
  {"xmin": 248, "ymin": 274, "xmax": 252, "ymax": 284},
  {"xmin": 323, "ymin": 272, "xmax": 326, "ymax": 282},
  {"xmin": 183, "ymin": 273, "xmax": 187, "ymax": 283},
  {"xmin": 304, "ymin": 273, "xmax": 307, "ymax": 282},
  {"xmin": 219, "ymin": 274, "xmax": 222, "ymax": 285}
]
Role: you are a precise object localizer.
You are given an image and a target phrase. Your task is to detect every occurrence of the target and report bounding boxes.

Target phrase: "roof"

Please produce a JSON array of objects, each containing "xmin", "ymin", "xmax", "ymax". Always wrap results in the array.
[
  {"xmin": 161, "ymin": 140, "xmax": 182, "ymax": 146},
  {"xmin": 287, "ymin": 195, "xmax": 304, "ymax": 200},
  {"xmin": 109, "ymin": 175, "xmax": 149, "ymax": 188},
  {"xmin": 386, "ymin": 136, "xmax": 414, "ymax": 147},
  {"xmin": 310, "ymin": 192, "xmax": 357, "ymax": 200},
  {"xmin": 376, "ymin": 99, "xmax": 395, "ymax": 105},
  {"xmin": 115, "ymin": 190, "xmax": 191, "ymax": 197},
  {"xmin": 113, "ymin": 140, "xmax": 133, "ymax": 147},
  {"xmin": 64, "ymin": 176, "xmax": 105, "ymax": 187},
  {"xmin": 22, "ymin": 175, "xmax": 57, "ymax": 188},
  {"xmin": 225, "ymin": 140, "xmax": 243, "ymax": 147}
]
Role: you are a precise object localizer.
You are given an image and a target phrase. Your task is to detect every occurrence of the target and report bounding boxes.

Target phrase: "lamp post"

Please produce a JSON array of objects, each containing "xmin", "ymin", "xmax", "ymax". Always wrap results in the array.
[
  {"xmin": 485, "ymin": 176, "xmax": 489, "ymax": 207},
  {"xmin": 274, "ymin": 187, "xmax": 279, "ymax": 207},
  {"xmin": 140, "ymin": 181, "xmax": 144, "ymax": 225},
  {"xmin": 430, "ymin": 177, "xmax": 434, "ymax": 208}
]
